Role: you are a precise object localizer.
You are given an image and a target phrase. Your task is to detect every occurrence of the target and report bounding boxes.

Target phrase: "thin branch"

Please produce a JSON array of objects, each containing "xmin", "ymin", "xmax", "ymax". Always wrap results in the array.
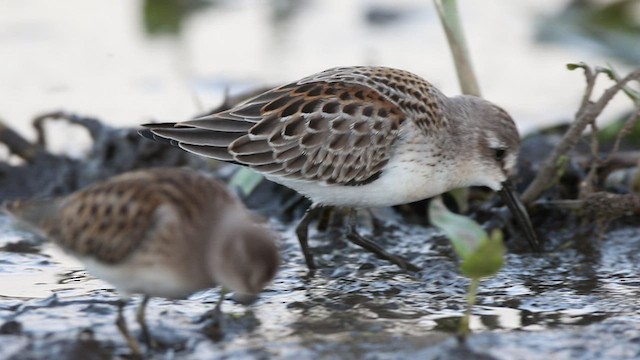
[
  {"xmin": 605, "ymin": 106, "xmax": 640, "ymax": 164},
  {"xmin": 32, "ymin": 110, "xmax": 66, "ymax": 147},
  {"xmin": 32, "ymin": 111, "xmax": 107, "ymax": 147},
  {"xmin": 601, "ymin": 63, "xmax": 640, "ymax": 103},
  {"xmin": 582, "ymin": 120, "xmax": 600, "ymax": 195},
  {"xmin": 0, "ymin": 120, "xmax": 46, "ymax": 162},
  {"xmin": 572, "ymin": 62, "xmax": 598, "ymax": 111},
  {"xmin": 521, "ymin": 67, "xmax": 640, "ymax": 204}
]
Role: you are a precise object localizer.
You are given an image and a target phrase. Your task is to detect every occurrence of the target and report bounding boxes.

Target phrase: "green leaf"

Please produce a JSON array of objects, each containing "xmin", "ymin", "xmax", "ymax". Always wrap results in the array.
[
  {"xmin": 566, "ymin": 62, "xmax": 587, "ymax": 71},
  {"xmin": 229, "ymin": 168, "xmax": 263, "ymax": 196},
  {"xmin": 428, "ymin": 196, "xmax": 487, "ymax": 259},
  {"xmin": 460, "ymin": 229, "xmax": 505, "ymax": 278},
  {"xmin": 448, "ymin": 188, "xmax": 469, "ymax": 213},
  {"xmin": 429, "ymin": 197, "xmax": 505, "ymax": 279}
]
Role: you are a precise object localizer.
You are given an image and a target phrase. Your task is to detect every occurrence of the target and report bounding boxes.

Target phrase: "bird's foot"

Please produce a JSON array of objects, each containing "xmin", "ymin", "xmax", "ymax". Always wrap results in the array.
[
  {"xmin": 345, "ymin": 228, "xmax": 421, "ymax": 272},
  {"xmin": 199, "ymin": 306, "xmax": 225, "ymax": 341},
  {"xmin": 115, "ymin": 301, "xmax": 144, "ymax": 358}
]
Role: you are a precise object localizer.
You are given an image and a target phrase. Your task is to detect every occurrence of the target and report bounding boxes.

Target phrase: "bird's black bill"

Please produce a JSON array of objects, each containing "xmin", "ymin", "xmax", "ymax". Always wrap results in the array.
[{"xmin": 498, "ymin": 180, "xmax": 540, "ymax": 251}]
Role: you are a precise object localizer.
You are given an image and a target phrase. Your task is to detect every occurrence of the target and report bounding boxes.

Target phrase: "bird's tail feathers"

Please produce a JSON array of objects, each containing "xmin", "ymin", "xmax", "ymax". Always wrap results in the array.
[
  {"xmin": 3, "ymin": 198, "xmax": 63, "ymax": 234},
  {"xmin": 138, "ymin": 123, "xmax": 181, "ymax": 147}
]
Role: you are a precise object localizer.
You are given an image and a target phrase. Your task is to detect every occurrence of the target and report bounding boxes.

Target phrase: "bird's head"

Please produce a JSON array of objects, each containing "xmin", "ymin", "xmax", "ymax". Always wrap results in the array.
[
  {"xmin": 445, "ymin": 95, "xmax": 521, "ymax": 191},
  {"xmin": 445, "ymin": 95, "xmax": 539, "ymax": 250},
  {"xmin": 209, "ymin": 222, "xmax": 280, "ymax": 297}
]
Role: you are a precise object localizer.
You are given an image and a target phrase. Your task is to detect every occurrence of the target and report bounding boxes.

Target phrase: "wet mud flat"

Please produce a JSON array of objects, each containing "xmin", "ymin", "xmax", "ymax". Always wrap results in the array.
[
  {"xmin": 2, "ymin": 73, "xmax": 640, "ymax": 359},
  {"xmin": 2, "ymin": 212, "xmax": 640, "ymax": 360}
]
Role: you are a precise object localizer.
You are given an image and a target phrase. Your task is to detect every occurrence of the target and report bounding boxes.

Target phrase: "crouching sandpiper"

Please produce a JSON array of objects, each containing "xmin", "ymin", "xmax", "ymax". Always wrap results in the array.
[{"xmin": 4, "ymin": 168, "xmax": 280, "ymax": 356}]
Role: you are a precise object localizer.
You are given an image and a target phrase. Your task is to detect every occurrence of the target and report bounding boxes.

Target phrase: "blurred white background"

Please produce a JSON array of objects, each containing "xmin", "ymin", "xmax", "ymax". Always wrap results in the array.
[{"xmin": 0, "ymin": 0, "xmax": 636, "ymax": 147}]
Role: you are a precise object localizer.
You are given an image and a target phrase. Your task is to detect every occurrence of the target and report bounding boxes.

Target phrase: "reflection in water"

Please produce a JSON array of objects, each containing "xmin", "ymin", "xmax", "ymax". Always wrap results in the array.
[
  {"xmin": 0, "ymin": 241, "xmax": 111, "ymax": 299},
  {"xmin": 58, "ymin": 269, "xmax": 89, "ymax": 285},
  {"xmin": 2, "ymin": 215, "xmax": 640, "ymax": 357}
]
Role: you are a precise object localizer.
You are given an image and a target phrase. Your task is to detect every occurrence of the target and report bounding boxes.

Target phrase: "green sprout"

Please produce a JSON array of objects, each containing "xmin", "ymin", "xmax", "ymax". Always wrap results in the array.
[
  {"xmin": 229, "ymin": 167, "xmax": 264, "ymax": 197},
  {"xmin": 428, "ymin": 197, "xmax": 505, "ymax": 339}
]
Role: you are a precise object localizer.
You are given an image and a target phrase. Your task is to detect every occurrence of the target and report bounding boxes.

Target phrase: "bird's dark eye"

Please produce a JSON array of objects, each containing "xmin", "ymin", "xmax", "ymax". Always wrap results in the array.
[{"xmin": 494, "ymin": 148, "xmax": 506, "ymax": 162}]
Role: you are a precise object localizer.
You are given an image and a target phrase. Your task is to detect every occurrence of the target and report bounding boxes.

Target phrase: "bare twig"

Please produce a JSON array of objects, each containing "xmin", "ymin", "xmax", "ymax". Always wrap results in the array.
[
  {"xmin": 582, "ymin": 120, "xmax": 600, "ymax": 195},
  {"xmin": 605, "ymin": 106, "xmax": 640, "ymax": 163},
  {"xmin": 33, "ymin": 111, "xmax": 108, "ymax": 147},
  {"xmin": 521, "ymin": 66, "xmax": 640, "ymax": 204},
  {"xmin": 576, "ymin": 63, "xmax": 598, "ymax": 111},
  {"xmin": 581, "ymin": 192, "xmax": 640, "ymax": 221},
  {"xmin": 600, "ymin": 63, "xmax": 640, "ymax": 103},
  {"xmin": 600, "ymin": 63, "xmax": 640, "ymax": 165},
  {"xmin": 32, "ymin": 110, "xmax": 65, "ymax": 147},
  {"xmin": 0, "ymin": 120, "xmax": 46, "ymax": 162},
  {"xmin": 535, "ymin": 192, "xmax": 640, "ymax": 222},
  {"xmin": 581, "ymin": 69, "xmax": 640, "ymax": 195}
]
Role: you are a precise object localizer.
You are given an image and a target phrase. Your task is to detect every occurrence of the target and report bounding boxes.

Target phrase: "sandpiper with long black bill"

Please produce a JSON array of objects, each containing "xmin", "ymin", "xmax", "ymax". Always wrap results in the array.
[{"xmin": 140, "ymin": 66, "xmax": 539, "ymax": 271}]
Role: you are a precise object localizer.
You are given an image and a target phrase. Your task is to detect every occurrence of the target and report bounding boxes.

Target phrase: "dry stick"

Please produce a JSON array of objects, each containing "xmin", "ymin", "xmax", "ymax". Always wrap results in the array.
[
  {"xmin": 601, "ymin": 64, "xmax": 640, "ymax": 163},
  {"xmin": 33, "ymin": 111, "xmax": 107, "ymax": 147},
  {"xmin": 0, "ymin": 120, "xmax": 46, "ymax": 162},
  {"xmin": 32, "ymin": 110, "xmax": 66, "ymax": 147},
  {"xmin": 521, "ymin": 68, "xmax": 640, "ymax": 204},
  {"xmin": 583, "ymin": 71, "xmax": 640, "ymax": 194},
  {"xmin": 601, "ymin": 63, "xmax": 640, "ymax": 102},
  {"xmin": 605, "ymin": 106, "xmax": 640, "ymax": 163},
  {"xmin": 582, "ymin": 120, "xmax": 601, "ymax": 195}
]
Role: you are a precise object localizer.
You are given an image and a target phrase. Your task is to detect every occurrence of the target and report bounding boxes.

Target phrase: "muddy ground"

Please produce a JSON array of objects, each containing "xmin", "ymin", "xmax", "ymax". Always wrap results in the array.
[
  {"xmin": 1, "ymin": 203, "xmax": 640, "ymax": 359},
  {"xmin": 1, "ymin": 99, "xmax": 640, "ymax": 359}
]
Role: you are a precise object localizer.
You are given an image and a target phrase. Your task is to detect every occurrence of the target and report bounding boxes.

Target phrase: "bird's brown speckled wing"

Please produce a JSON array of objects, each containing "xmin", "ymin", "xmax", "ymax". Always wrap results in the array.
[
  {"xmin": 146, "ymin": 67, "xmax": 445, "ymax": 185},
  {"xmin": 51, "ymin": 169, "xmax": 233, "ymax": 264}
]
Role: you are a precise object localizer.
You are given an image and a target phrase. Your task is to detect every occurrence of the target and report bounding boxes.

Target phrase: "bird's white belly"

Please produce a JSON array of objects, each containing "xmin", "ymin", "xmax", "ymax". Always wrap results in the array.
[
  {"xmin": 266, "ymin": 158, "xmax": 457, "ymax": 207},
  {"xmin": 78, "ymin": 256, "xmax": 210, "ymax": 299}
]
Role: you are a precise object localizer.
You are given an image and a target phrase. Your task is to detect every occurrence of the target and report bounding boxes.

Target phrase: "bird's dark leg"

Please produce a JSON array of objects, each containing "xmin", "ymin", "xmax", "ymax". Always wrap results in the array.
[
  {"xmin": 115, "ymin": 298, "xmax": 143, "ymax": 358},
  {"xmin": 367, "ymin": 208, "xmax": 387, "ymax": 234},
  {"xmin": 136, "ymin": 295, "xmax": 157, "ymax": 349},
  {"xmin": 295, "ymin": 204, "xmax": 323, "ymax": 270},
  {"xmin": 345, "ymin": 209, "xmax": 421, "ymax": 272},
  {"xmin": 211, "ymin": 287, "xmax": 226, "ymax": 322},
  {"xmin": 315, "ymin": 206, "xmax": 335, "ymax": 232},
  {"xmin": 198, "ymin": 287, "xmax": 227, "ymax": 323},
  {"xmin": 200, "ymin": 288, "xmax": 227, "ymax": 341}
]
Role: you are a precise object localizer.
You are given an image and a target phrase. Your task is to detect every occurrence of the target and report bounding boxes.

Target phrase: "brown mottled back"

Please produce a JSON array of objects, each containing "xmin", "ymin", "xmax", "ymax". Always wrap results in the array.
[
  {"xmin": 301, "ymin": 67, "xmax": 447, "ymax": 131},
  {"xmin": 7, "ymin": 168, "xmax": 236, "ymax": 265},
  {"xmin": 145, "ymin": 66, "xmax": 447, "ymax": 186}
]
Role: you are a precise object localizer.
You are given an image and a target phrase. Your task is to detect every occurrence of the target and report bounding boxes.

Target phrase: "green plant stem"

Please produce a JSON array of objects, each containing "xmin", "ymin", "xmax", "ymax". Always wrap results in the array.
[
  {"xmin": 433, "ymin": 0, "xmax": 481, "ymax": 97},
  {"xmin": 458, "ymin": 277, "xmax": 480, "ymax": 341}
]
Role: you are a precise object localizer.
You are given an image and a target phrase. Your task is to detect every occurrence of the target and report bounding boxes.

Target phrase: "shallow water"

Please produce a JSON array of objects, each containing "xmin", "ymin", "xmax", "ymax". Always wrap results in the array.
[{"xmin": 2, "ymin": 212, "xmax": 640, "ymax": 359}]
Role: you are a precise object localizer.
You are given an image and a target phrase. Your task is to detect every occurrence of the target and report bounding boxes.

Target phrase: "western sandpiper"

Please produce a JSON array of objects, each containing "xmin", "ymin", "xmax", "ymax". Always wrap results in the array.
[
  {"xmin": 4, "ymin": 168, "xmax": 280, "ymax": 356},
  {"xmin": 140, "ymin": 66, "xmax": 539, "ymax": 270}
]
